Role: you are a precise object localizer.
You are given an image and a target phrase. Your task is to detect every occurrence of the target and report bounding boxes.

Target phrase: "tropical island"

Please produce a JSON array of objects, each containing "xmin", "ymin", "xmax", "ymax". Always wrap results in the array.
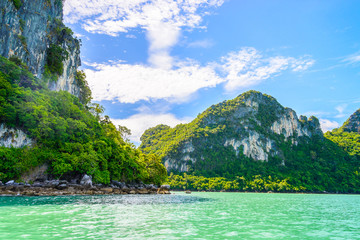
[
  {"xmin": 0, "ymin": 0, "xmax": 360, "ymax": 196},
  {"xmin": 140, "ymin": 91, "xmax": 360, "ymax": 193}
]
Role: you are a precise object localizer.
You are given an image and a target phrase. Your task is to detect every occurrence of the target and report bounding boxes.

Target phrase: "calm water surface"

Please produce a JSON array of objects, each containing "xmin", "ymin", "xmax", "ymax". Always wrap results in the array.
[{"xmin": 0, "ymin": 192, "xmax": 359, "ymax": 239}]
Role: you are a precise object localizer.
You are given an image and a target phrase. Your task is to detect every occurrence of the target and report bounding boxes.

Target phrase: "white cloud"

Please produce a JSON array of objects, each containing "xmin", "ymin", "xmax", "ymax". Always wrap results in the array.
[
  {"xmin": 335, "ymin": 104, "xmax": 348, "ymax": 118},
  {"xmin": 335, "ymin": 104, "xmax": 347, "ymax": 113},
  {"xmin": 319, "ymin": 119, "xmax": 340, "ymax": 133},
  {"xmin": 146, "ymin": 21, "xmax": 181, "ymax": 69},
  {"xmin": 291, "ymin": 57, "xmax": 316, "ymax": 72},
  {"xmin": 74, "ymin": 33, "xmax": 85, "ymax": 38},
  {"xmin": 84, "ymin": 60, "xmax": 223, "ymax": 103},
  {"xmin": 85, "ymin": 47, "xmax": 314, "ymax": 103},
  {"xmin": 187, "ymin": 39, "xmax": 214, "ymax": 48},
  {"xmin": 64, "ymin": 0, "xmax": 224, "ymax": 69},
  {"xmin": 221, "ymin": 47, "xmax": 314, "ymax": 91},
  {"xmin": 343, "ymin": 52, "xmax": 360, "ymax": 64},
  {"xmin": 111, "ymin": 113, "xmax": 191, "ymax": 144},
  {"xmin": 125, "ymin": 34, "xmax": 136, "ymax": 39}
]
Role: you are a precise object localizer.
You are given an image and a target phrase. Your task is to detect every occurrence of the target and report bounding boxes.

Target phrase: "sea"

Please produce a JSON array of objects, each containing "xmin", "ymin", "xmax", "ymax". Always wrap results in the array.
[{"xmin": 0, "ymin": 192, "xmax": 359, "ymax": 239}]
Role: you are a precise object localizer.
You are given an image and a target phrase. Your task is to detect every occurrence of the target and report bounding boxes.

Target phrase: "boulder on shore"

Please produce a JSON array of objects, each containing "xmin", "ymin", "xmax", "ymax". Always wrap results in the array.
[
  {"xmin": 5, "ymin": 180, "xmax": 15, "ymax": 185},
  {"xmin": 56, "ymin": 184, "xmax": 68, "ymax": 190},
  {"xmin": 111, "ymin": 180, "xmax": 126, "ymax": 189},
  {"xmin": 160, "ymin": 185, "xmax": 170, "ymax": 190},
  {"xmin": 80, "ymin": 174, "xmax": 93, "ymax": 188},
  {"xmin": 157, "ymin": 185, "xmax": 171, "ymax": 194}
]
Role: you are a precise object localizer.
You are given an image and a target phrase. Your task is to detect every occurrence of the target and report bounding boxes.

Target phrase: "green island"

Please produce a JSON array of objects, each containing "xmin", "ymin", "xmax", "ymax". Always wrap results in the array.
[
  {"xmin": 0, "ymin": 0, "xmax": 360, "ymax": 196},
  {"xmin": 140, "ymin": 91, "xmax": 360, "ymax": 193}
]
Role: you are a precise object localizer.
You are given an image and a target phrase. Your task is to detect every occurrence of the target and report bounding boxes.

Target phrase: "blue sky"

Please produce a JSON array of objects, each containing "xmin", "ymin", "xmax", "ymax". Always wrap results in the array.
[{"xmin": 64, "ymin": 0, "xmax": 360, "ymax": 144}]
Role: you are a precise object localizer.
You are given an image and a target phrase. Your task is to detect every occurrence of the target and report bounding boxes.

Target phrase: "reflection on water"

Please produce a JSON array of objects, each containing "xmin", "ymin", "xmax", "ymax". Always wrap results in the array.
[{"xmin": 0, "ymin": 194, "xmax": 211, "ymax": 206}]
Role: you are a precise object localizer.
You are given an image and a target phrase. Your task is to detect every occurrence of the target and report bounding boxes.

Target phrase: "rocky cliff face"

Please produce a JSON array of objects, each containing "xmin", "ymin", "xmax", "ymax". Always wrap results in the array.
[
  {"xmin": 0, "ymin": 0, "xmax": 81, "ymax": 97},
  {"xmin": 0, "ymin": 124, "xmax": 33, "ymax": 148},
  {"xmin": 342, "ymin": 109, "xmax": 360, "ymax": 133},
  {"xmin": 140, "ymin": 91, "xmax": 323, "ymax": 173}
]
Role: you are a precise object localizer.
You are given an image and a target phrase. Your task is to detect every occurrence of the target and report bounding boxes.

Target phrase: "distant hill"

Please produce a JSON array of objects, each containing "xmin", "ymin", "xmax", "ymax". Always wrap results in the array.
[
  {"xmin": 140, "ymin": 91, "xmax": 360, "ymax": 193},
  {"xmin": 325, "ymin": 109, "xmax": 360, "ymax": 158}
]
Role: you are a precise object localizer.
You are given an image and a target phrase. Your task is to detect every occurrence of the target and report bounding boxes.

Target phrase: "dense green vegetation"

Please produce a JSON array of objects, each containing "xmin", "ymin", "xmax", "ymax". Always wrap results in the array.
[
  {"xmin": 44, "ymin": 16, "xmax": 78, "ymax": 81},
  {"xmin": 140, "ymin": 91, "xmax": 276, "ymax": 158},
  {"xmin": 0, "ymin": 56, "xmax": 167, "ymax": 185},
  {"xmin": 325, "ymin": 129, "xmax": 360, "ymax": 157},
  {"xmin": 11, "ymin": 0, "xmax": 22, "ymax": 9},
  {"xmin": 17, "ymin": 34, "xmax": 27, "ymax": 50},
  {"xmin": 44, "ymin": 44, "xmax": 68, "ymax": 78},
  {"xmin": 168, "ymin": 174, "xmax": 302, "ymax": 192},
  {"xmin": 142, "ymin": 91, "xmax": 360, "ymax": 193},
  {"xmin": 167, "ymin": 135, "xmax": 360, "ymax": 193},
  {"xmin": 75, "ymin": 70, "xmax": 92, "ymax": 106}
]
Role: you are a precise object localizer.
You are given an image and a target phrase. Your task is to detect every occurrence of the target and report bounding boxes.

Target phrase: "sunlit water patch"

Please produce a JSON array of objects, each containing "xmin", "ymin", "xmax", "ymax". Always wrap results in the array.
[{"xmin": 0, "ymin": 193, "xmax": 360, "ymax": 239}]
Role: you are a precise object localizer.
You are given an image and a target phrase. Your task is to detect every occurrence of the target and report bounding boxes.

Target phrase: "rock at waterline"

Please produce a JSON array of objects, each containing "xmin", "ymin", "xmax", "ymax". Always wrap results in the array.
[
  {"xmin": 157, "ymin": 185, "xmax": 171, "ymax": 194},
  {"xmin": 80, "ymin": 174, "xmax": 93, "ymax": 187},
  {"xmin": 5, "ymin": 180, "xmax": 15, "ymax": 185},
  {"xmin": 160, "ymin": 185, "xmax": 170, "ymax": 190},
  {"xmin": 0, "ymin": 181, "xmax": 163, "ymax": 196},
  {"xmin": 111, "ymin": 180, "xmax": 126, "ymax": 189},
  {"xmin": 56, "ymin": 184, "xmax": 68, "ymax": 190},
  {"xmin": 100, "ymin": 188, "xmax": 113, "ymax": 194}
]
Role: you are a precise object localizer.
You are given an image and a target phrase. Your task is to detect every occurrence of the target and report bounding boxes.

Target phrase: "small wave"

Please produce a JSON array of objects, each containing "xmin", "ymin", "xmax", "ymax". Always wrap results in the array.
[{"xmin": 0, "ymin": 194, "xmax": 211, "ymax": 207}]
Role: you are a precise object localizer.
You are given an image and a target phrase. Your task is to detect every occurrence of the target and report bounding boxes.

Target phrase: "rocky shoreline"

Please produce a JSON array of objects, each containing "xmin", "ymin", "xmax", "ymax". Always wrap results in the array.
[{"xmin": 0, "ymin": 176, "xmax": 170, "ymax": 196}]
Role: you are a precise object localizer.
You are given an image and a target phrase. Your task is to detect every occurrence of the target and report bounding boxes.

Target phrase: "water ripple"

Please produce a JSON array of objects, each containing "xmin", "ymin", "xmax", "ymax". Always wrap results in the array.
[{"xmin": 0, "ymin": 193, "xmax": 360, "ymax": 239}]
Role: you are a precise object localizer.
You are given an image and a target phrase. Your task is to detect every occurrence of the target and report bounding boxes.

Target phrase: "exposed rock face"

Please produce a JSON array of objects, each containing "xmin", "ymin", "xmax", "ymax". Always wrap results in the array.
[
  {"xmin": 342, "ymin": 109, "xmax": 360, "ymax": 133},
  {"xmin": 0, "ymin": 0, "xmax": 81, "ymax": 97},
  {"xmin": 164, "ymin": 156, "xmax": 189, "ymax": 172},
  {"xmin": 224, "ymin": 131, "xmax": 276, "ymax": 161},
  {"xmin": 271, "ymin": 109, "xmax": 310, "ymax": 138},
  {"xmin": 0, "ymin": 124, "xmax": 33, "ymax": 148},
  {"xmin": 80, "ymin": 174, "xmax": 93, "ymax": 188},
  {"xmin": 20, "ymin": 164, "xmax": 48, "ymax": 182},
  {"xmin": 140, "ymin": 91, "xmax": 323, "ymax": 172},
  {"xmin": 182, "ymin": 141, "xmax": 194, "ymax": 153}
]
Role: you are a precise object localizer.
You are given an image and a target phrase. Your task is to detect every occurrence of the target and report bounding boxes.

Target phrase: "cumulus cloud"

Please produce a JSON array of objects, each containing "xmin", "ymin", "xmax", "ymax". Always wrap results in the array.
[
  {"xmin": 85, "ymin": 47, "xmax": 314, "ymax": 103},
  {"xmin": 64, "ymin": 2, "xmax": 314, "ymax": 98},
  {"xmin": 64, "ymin": 0, "xmax": 224, "ymax": 69},
  {"xmin": 84, "ymin": 60, "xmax": 223, "ymax": 103},
  {"xmin": 319, "ymin": 119, "xmax": 340, "ymax": 133},
  {"xmin": 111, "ymin": 113, "xmax": 191, "ymax": 144}
]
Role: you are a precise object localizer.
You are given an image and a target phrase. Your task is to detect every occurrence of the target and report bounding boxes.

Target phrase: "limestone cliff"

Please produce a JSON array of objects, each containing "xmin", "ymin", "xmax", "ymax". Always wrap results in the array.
[
  {"xmin": 140, "ymin": 91, "xmax": 323, "ymax": 173},
  {"xmin": 342, "ymin": 109, "xmax": 360, "ymax": 133},
  {"xmin": 0, "ymin": 0, "xmax": 81, "ymax": 97},
  {"xmin": 0, "ymin": 124, "xmax": 33, "ymax": 148}
]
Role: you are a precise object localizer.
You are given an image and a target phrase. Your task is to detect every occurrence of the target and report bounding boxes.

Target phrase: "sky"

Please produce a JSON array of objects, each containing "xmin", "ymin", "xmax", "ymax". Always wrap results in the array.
[{"xmin": 63, "ymin": 0, "xmax": 360, "ymax": 145}]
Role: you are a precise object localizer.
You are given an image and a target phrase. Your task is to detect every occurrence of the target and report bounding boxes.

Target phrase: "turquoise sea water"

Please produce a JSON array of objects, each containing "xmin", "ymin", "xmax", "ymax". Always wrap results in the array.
[{"xmin": 0, "ymin": 192, "xmax": 360, "ymax": 239}]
